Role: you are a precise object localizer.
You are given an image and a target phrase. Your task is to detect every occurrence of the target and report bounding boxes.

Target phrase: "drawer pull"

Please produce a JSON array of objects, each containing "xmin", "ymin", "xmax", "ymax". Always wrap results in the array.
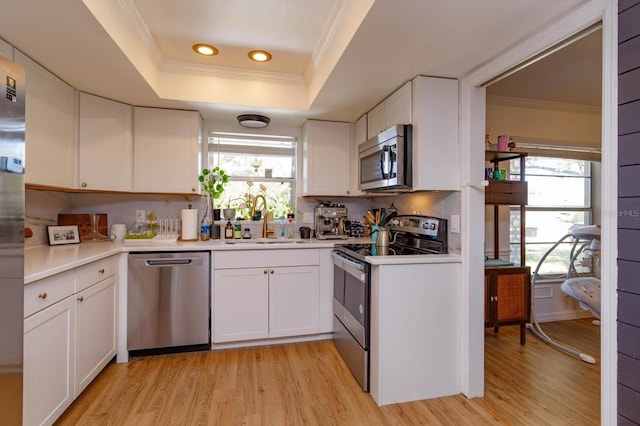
[
  {"xmin": 38, "ymin": 292, "xmax": 47, "ymax": 300},
  {"xmin": 263, "ymin": 269, "xmax": 268, "ymax": 274},
  {"xmin": 99, "ymin": 268, "xmax": 105, "ymax": 274},
  {"xmin": 77, "ymin": 296, "xmax": 84, "ymax": 302},
  {"xmin": 270, "ymin": 269, "xmax": 274, "ymax": 274}
]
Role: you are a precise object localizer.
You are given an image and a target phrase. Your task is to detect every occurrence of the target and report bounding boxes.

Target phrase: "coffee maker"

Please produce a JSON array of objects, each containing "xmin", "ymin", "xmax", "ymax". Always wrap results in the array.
[{"xmin": 314, "ymin": 203, "xmax": 349, "ymax": 240}]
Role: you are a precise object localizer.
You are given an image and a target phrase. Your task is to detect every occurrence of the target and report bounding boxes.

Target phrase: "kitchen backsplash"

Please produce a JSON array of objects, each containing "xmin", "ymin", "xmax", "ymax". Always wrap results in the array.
[{"xmin": 25, "ymin": 190, "xmax": 373, "ymax": 247}]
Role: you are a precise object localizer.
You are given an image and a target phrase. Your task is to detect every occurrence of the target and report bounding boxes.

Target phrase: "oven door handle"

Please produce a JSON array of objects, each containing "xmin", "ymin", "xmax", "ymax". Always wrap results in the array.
[{"xmin": 332, "ymin": 252, "xmax": 366, "ymax": 283}]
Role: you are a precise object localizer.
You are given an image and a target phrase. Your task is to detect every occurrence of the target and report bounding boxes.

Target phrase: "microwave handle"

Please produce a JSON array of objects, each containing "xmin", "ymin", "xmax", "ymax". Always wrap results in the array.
[{"xmin": 380, "ymin": 146, "xmax": 390, "ymax": 179}]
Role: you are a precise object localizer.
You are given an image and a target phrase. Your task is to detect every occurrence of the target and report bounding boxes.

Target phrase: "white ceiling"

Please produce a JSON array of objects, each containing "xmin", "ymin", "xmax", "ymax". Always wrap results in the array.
[{"xmin": 0, "ymin": 0, "xmax": 596, "ymax": 129}]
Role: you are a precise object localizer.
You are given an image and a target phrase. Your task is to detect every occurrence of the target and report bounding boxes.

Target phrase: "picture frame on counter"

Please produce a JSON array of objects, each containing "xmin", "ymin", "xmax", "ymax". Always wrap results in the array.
[{"xmin": 47, "ymin": 225, "xmax": 80, "ymax": 245}]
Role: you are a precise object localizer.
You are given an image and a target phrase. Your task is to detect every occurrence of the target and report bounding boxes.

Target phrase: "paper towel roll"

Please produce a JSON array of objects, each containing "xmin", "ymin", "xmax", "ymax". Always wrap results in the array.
[{"xmin": 181, "ymin": 209, "xmax": 198, "ymax": 241}]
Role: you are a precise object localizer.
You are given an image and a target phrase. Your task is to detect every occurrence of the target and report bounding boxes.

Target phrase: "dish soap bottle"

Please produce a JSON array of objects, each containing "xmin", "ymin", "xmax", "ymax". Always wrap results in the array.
[
  {"xmin": 233, "ymin": 218, "xmax": 241, "ymax": 239},
  {"xmin": 224, "ymin": 219, "xmax": 233, "ymax": 239},
  {"xmin": 200, "ymin": 200, "xmax": 211, "ymax": 241}
]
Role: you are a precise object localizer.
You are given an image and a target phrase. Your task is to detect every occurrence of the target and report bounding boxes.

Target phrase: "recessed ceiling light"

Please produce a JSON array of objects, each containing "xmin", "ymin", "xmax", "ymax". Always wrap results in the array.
[
  {"xmin": 192, "ymin": 43, "xmax": 218, "ymax": 56},
  {"xmin": 237, "ymin": 114, "xmax": 270, "ymax": 128},
  {"xmin": 248, "ymin": 50, "xmax": 272, "ymax": 62}
]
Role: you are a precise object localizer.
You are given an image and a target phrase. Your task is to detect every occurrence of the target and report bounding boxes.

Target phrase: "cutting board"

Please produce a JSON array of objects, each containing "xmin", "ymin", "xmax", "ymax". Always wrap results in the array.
[{"xmin": 58, "ymin": 213, "xmax": 108, "ymax": 238}]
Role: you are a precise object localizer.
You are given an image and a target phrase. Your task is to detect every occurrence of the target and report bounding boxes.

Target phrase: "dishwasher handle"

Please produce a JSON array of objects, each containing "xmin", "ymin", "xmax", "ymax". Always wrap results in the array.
[{"xmin": 133, "ymin": 257, "xmax": 204, "ymax": 267}]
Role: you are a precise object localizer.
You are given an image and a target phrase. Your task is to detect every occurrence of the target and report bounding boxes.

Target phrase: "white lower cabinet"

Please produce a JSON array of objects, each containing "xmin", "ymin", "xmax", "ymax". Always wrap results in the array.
[
  {"xmin": 212, "ymin": 250, "xmax": 320, "ymax": 343},
  {"xmin": 74, "ymin": 275, "xmax": 117, "ymax": 397},
  {"xmin": 23, "ymin": 256, "xmax": 118, "ymax": 426},
  {"xmin": 23, "ymin": 296, "xmax": 75, "ymax": 426}
]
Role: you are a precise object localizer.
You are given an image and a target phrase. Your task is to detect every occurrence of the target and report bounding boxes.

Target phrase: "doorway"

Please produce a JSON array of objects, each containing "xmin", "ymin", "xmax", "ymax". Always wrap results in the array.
[
  {"xmin": 481, "ymin": 27, "xmax": 603, "ymax": 423},
  {"xmin": 457, "ymin": 2, "xmax": 617, "ymax": 422}
]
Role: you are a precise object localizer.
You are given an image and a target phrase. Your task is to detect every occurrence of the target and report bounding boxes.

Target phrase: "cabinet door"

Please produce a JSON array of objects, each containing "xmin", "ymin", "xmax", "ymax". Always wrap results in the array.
[
  {"xmin": 23, "ymin": 297, "xmax": 75, "ymax": 426},
  {"xmin": 15, "ymin": 50, "xmax": 75, "ymax": 189},
  {"xmin": 269, "ymin": 266, "xmax": 320, "ymax": 338},
  {"xmin": 367, "ymin": 102, "xmax": 386, "ymax": 137},
  {"xmin": 484, "ymin": 272, "xmax": 493, "ymax": 326},
  {"xmin": 78, "ymin": 93, "xmax": 133, "ymax": 191},
  {"xmin": 385, "ymin": 81, "xmax": 412, "ymax": 126},
  {"xmin": 496, "ymin": 271, "xmax": 529, "ymax": 323},
  {"xmin": 0, "ymin": 39, "xmax": 12, "ymax": 59},
  {"xmin": 75, "ymin": 275, "xmax": 117, "ymax": 397},
  {"xmin": 302, "ymin": 120, "xmax": 351, "ymax": 196},
  {"xmin": 133, "ymin": 108, "xmax": 202, "ymax": 194},
  {"xmin": 213, "ymin": 268, "xmax": 269, "ymax": 342}
]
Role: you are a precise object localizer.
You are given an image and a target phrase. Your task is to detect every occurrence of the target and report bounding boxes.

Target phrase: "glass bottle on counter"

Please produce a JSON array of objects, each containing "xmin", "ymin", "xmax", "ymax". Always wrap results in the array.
[
  {"xmin": 200, "ymin": 195, "xmax": 211, "ymax": 241},
  {"xmin": 233, "ymin": 218, "xmax": 241, "ymax": 239},
  {"xmin": 224, "ymin": 219, "xmax": 233, "ymax": 239}
]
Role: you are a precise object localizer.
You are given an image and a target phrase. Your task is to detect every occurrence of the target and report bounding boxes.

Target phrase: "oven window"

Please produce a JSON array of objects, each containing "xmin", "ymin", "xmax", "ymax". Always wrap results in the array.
[{"xmin": 344, "ymin": 274, "xmax": 366, "ymax": 327}]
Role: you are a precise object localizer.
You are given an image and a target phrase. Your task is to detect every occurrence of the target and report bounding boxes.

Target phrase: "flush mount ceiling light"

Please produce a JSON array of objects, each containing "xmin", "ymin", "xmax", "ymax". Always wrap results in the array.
[
  {"xmin": 192, "ymin": 43, "xmax": 218, "ymax": 56},
  {"xmin": 237, "ymin": 114, "xmax": 270, "ymax": 128},
  {"xmin": 248, "ymin": 50, "xmax": 272, "ymax": 62}
]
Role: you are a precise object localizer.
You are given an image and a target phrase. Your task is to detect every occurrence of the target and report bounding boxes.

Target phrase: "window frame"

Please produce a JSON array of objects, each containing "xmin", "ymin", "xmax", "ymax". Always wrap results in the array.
[
  {"xmin": 207, "ymin": 132, "xmax": 297, "ymax": 219},
  {"xmin": 508, "ymin": 155, "xmax": 595, "ymax": 276}
]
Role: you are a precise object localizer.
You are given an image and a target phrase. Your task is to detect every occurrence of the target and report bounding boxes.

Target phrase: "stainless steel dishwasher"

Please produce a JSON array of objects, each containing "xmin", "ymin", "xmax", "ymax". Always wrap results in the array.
[{"xmin": 128, "ymin": 251, "xmax": 210, "ymax": 355}]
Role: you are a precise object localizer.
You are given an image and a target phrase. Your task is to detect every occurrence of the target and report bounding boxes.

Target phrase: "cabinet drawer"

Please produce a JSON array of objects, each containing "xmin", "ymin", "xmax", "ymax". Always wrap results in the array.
[
  {"xmin": 485, "ymin": 180, "xmax": 527, "ymax": 205},
  {"xmin": 214, "ymin": 249, "xmax": 319, "ymax": 269},
  {"xmin": 24, "ymin": 270, "xmax": 75, "ymax": 317},
  {"xmin": 76, "ymin": 256, "xmax": 118, "ymax": 292}
]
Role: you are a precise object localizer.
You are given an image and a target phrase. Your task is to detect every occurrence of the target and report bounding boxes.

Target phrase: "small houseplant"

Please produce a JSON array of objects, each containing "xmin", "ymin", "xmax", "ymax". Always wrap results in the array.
[
  {"xmin": 199, "ymin": 166, "xmax": 229, "ymax": 201},
  {"xmin": 198, "ymin": 167, "xmax": 229, "ymax": 229}
]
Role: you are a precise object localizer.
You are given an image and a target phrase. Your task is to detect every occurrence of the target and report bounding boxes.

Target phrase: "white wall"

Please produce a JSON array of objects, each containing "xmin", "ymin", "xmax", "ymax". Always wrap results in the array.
[{"xmin": 486, "ymin": 96, "xmax": 601, "ymax": 148}]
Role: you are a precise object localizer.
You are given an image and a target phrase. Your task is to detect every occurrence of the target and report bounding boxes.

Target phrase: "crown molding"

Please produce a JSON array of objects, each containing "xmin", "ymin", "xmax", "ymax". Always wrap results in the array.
[
  {"xmin": 487, "ymin": 94, "xmax": 601, "ymax": 115},
  {"xmin": 307, "ymin": 0, "xmax": 344, "ymax": 79},
  {"xmin": 162, "ymin": 60, "xmax": 306, "ymax": 86},
  {"xmin": 117, "ymin": 0, "xmax": 165, "ymax": 69}
]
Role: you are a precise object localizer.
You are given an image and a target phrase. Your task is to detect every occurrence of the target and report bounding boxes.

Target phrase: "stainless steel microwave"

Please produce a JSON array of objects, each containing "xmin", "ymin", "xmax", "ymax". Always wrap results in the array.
[{"xmin": 358, "ymin": 124, "xmax": 412, "ymax": 191}]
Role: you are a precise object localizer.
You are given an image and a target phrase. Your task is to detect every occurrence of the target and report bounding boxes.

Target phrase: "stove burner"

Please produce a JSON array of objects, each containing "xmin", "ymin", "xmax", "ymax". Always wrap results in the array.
[{"xmin": 335, "ymin": 243, "xmax": 442, "ymax": 261}]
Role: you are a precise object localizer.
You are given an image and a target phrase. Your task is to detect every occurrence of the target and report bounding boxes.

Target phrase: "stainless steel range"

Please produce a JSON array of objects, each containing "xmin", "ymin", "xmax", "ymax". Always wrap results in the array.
[{"xmin": 332, "ymin": 215, "xmax": 448, "ymax": 391}]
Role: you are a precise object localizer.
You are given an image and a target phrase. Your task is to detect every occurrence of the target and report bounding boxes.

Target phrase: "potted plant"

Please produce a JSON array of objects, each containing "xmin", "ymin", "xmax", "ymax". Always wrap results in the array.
[
  {"xmin": 198, "ymin": 167, "xmax": 229, "ymax": 238},
  {"xmin": 199, "ymin": 166, "xmax": 229, "ymax": 201}
]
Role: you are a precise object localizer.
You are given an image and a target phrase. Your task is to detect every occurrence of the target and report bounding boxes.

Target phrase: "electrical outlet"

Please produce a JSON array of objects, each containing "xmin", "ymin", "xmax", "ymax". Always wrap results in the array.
[
  {"xmin": 136, "ymin": 210, "xmax": 146, "ymax": 223},
  {"xmin": 303, "ymin": 212, "xmax": 314, "ymax": 223},
  {"xmin": 450, "ymin": 214, "xmax": 460, "ymax": 233}
]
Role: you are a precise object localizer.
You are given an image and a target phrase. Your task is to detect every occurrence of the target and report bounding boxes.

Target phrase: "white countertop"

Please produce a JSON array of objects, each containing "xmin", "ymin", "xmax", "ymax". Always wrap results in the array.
[{"xmin": 24, "ymin": 237, "xmax": 461, "ymax": 284}]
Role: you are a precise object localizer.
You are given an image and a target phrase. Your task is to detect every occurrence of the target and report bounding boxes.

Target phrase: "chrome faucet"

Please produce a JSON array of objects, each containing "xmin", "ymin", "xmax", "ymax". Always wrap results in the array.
[{"xmin": 251, "ymin": 194, "xmax": 273, "ymax": 238}]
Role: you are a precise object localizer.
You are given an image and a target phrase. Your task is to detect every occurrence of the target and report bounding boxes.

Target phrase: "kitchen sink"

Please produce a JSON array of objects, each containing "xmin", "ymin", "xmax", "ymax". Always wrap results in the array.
[{"xmin": 224, "ymin": 238, "xmax": 307, "ymax": 244}]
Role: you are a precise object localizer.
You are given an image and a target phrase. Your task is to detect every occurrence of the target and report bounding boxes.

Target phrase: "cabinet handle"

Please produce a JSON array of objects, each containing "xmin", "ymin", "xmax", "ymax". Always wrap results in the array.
[
  {"xmin": 192, "ymin": 187, "xmax": 197, "ymax": 192},
  {"xmin": 77, "ymin": 296, "xmax": 84, "ymax": 302},
  {"xmin": 99, "ymin": 268, "xmax": 105, "ymax": 274},
  {"xmin": 270, "ymin": 269, "xmax": 274, "ymax": 274},
  {"xmin": 38, "ymin": 292, "xmax": 47, "ymax": 300},
  {"xmin": 81, "ymin": 182, "xmax": 87, "ymax": 188},
  {"xmin": 264, "ymin": 269, "xmax": 268, "ymax": 274}
]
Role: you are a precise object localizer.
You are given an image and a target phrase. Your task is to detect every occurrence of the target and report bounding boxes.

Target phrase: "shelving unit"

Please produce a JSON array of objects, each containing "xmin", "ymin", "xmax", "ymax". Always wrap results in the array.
[{"xmin": 484, "ymin": 151, "xmax": 531, "ymax": 344}]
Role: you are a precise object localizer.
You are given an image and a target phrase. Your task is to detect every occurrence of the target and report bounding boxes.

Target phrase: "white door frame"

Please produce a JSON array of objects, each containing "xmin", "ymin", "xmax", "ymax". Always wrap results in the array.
[{"xmin": 458, "ymin": 0, "xmax": 617, "ymax": 424}]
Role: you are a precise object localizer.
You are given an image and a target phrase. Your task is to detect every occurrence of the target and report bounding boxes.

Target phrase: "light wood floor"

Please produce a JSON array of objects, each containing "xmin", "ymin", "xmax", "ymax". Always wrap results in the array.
[{"xmin": 56, "ymin": 318, "xmax": 600, "ymax": 425}]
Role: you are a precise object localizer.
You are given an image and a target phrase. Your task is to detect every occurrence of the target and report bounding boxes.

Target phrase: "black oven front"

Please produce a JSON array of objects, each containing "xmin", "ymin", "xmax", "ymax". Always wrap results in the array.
[{"xmin": 332, "ymin": 249, "xmax": 370, "ymax": 391}]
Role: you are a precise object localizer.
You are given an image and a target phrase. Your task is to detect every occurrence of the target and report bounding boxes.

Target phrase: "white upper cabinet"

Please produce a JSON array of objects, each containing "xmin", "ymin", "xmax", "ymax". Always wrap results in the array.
[
  {"xmin": 78, "ymin": 93, "xmax": 133, "ymax": 191},
  {"xmin": 302, "ymin": 120, "xmax": 352, "ymax": 196},
  {"xmin": 411, "ymin": 76, "xmax": 459, "ymax": 191},
  {"xmin": 366, "ymin": 102, "xmax": 386, "ymax": 137},
  {"xmin": 133, "ymin": 107, "xmax": 202, "ymax": 194},
  {"xmin": 366, "ymin": 81, "xmax": 412, "ymax": 137},
  {"xmin": 0, "ymin": 38, "xmax": 13, "ymax": 59},
  {"xmin": 15, "ymin": 50, "xmax": 75, "ymax": 188}
]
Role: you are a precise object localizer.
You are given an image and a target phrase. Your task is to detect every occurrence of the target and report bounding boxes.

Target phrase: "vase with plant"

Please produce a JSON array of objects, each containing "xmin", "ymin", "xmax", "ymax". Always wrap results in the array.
[{"xmin": 198, "ymin": 167, "xmax": 229, "ymax": 240}]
